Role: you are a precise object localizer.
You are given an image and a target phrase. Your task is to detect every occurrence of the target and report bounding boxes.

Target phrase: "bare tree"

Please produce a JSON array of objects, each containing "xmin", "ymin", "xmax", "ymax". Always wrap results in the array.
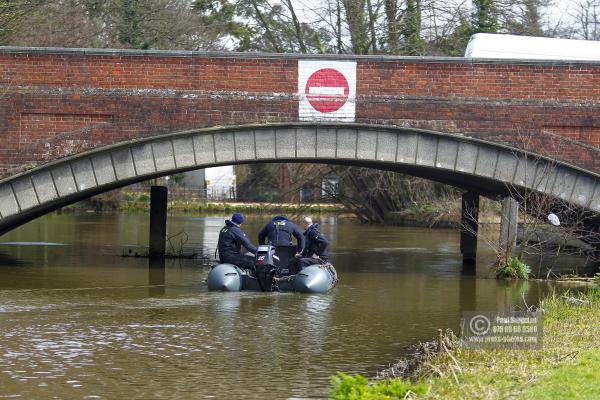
[{"xmin": 569, "ymin": 0, "xmax": 600, "ymax": 40}]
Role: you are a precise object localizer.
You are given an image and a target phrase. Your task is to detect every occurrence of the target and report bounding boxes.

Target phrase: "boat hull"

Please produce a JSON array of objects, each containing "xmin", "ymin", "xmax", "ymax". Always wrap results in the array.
[{"xmin": 207, "ymin": 263, "xmax": 337, "ymax": 294}]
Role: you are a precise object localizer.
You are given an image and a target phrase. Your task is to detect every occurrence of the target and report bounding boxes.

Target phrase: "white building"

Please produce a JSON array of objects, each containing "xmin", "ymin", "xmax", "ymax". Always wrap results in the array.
[
  {"xmin": 205, "ymin": 166, "xmax": 236, "ymax": 200},
  {"xmin": 465, "ymin": 33, "xmax": 600, "ymax": 61}
]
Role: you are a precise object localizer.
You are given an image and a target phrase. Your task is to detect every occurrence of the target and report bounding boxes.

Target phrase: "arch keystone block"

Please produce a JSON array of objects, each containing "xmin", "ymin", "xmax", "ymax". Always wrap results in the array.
[
  {"xmin": 357, "ymin": 130, "xmax": 376, "ymax": 160},
  {"xmin": 396, "ymin": 133, "xmax": 418, "ymax": 164},
  {"xmin": 375, "ymin": 131, "xmax": 397, "ymax": 162},
  {"xmin": 234, "ymin": 131, "xmax": 256, "ymax": 161},
  {"xmin": 51, "ymin": 164, "xmax": 77, "ymax": 196},
  {"xmin": 112, "ymin": 148, "xmax": 136, "ymax": 180},
  {"xmin": 92, "ymin": 154, "xmax": 116, "ymax": 185},
  {"xmin": 275, "ymin": 128, "xmax": 296, "ymax": 158},
  {"xmin": 316, "ymin": 128, "xmax": 336, "ymax": 158},
  {"xmin": 571, "ymin": 176, "xmax": 595, "ymax": 206},
  {"xmin": 474, "ymin": 147, "xmax": 498, "ymax": 178},
  {"xmin": 551, "ymin": 168, "xmax": 577, "ymax": 201},
  {"xmin": 153, "ymin": 141, "xmax": 176, "ymax": 172},
  {"xmin": 295, "ymin": 128, "xmax": 317, "ymax": 158},
  {"xmin": 513, "ymin": 157, "xmax": 537, "ymax": 188},
  {"xmin": 494, "ymin": 153, "xmax": 519, "ymax": 183},
  {"xmin": 0, "ymin": 185, "xmax": 19, "ymax": 217},
  {"xmin": 416, "ymin": 136, "xmax": 437, "ymax": 167},
  {"xmin": 12, "ymin": 178, "xmax": 38, "ymax": 210},
  {"xmin": 132, "ymin": 144, "xmax": 156, "ymax": 175},
  {"xmin": 31, "ymin": 171, "xmax": 58, "ymax": 203},
  {"xmin": 435, "ymin": 138, "xmax": 458, "ymax": 170},
  {"xmin": 214, "ymin": 132, "xmax": 235, "ymax": 163},
  {"xmin": 255, "ymin": 129, "xmax": 276, "ymax": 160},
  {"xmin": 193, "ymin": 134, "xmax": 216, "ymax": 165},
  {"xmin": 72, "ymin": 158, "xmax": 97, "ymax": 191},
  {"xmin": 173, "ymin": 137, "xmax": 195, "ymax": 168},
  {"xmin": 456, "ymin": 142, "xmax": 478, "ymax": 174},
  {"xmin": 336, "ymin": 128, "xmax": 357, "ymax": 159}
]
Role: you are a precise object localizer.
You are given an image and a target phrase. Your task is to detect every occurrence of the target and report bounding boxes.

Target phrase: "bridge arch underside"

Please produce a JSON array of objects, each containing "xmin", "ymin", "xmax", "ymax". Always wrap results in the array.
[{"xmin": 1, "ymin": 124, "xmax": 599, "ymax": 235}]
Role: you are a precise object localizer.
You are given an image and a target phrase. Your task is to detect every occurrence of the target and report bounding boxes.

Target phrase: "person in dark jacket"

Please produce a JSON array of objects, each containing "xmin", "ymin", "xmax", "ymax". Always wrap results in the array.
[
  {"xmin": 217, "ymin": 213, "xmax": 257, "ymax": 270},
  {"xmin": 258, "ymin": 215, "xmax": 305, "ymax": 253},
  {"xmin": 290, "ymin": 216, "xmax": 330, "ymax": 272},
  {"xmin": 300, "ymin": 216, "xmax": 329, "ymax": 261}
]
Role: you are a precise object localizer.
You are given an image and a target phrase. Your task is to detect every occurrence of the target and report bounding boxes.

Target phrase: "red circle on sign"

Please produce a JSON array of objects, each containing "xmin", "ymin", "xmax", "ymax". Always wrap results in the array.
[{"xmin": 305, "ymin": 68, "xmax": 349, "ymax": 113}]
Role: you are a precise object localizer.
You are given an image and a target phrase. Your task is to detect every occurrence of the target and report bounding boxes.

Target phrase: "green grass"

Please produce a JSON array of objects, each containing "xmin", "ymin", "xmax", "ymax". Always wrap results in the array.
[
  {"xmin": 331, "ymin": 290, "xmax": 600, "ymax": 399},
  {"xmin": 330, "ymin": 373, "xmax": 428, "ymax": 400},
  {"xmin": 521, "ymin": 350, "xmax": 600, "ymax": 399}
]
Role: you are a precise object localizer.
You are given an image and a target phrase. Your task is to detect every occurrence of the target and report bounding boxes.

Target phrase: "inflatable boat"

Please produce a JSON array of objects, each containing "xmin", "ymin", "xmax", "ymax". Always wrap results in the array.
[{"xmin": 207, "ymin": 245, "xmax": 337, "ymax": 294}]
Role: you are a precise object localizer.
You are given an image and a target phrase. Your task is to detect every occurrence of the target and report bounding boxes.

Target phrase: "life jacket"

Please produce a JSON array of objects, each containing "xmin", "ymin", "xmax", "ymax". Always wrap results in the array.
[
  {"xmin": 303, "ymin": 224, "xmax": 329, "ymax": 260},
  {"xmin": 258, "ymin": 216, "xmax": 305, "ymax": 251},
  {"xmin": 217, "ymin": 220, "xmax": 256, "ymax": 259}
]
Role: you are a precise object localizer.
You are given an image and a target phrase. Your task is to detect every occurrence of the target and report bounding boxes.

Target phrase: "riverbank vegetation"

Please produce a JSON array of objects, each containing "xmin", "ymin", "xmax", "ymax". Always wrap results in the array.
[
  {"xmin": 495, "ymin": 256, "xmax": 531, "ymax": 280},
  {"xmin": 331, "ymin": 283, "xmax": 600, "ymax": 399},
  {"xmin": 68, "ymin": 188, "xmax": 347, "ymax": 215}
]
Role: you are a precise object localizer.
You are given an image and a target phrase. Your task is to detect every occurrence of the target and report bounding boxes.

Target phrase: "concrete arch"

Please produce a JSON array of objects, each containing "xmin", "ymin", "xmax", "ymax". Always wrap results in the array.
[{"xmin": 0, "ymin": 123, "xmax": 599, "ymax": 235}]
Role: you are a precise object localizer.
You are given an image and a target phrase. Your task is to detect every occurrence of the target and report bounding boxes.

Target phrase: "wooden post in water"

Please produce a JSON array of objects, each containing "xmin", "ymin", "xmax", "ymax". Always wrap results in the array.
[
  {"xmin": 460, "ymin": 191, "xmax": 479, "ymax": 265},
  {"xmin": 499, "ymin": 197, "xmax": 519, "ymax": 264},
  {"xmin": 149, "ymin": 185, "xmax": 168, "ymax": 259}
]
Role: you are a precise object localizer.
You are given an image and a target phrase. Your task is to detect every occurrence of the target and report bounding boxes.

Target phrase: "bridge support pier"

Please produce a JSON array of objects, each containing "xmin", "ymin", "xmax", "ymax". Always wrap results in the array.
[
  {"xmin": 499, "ymin": 197, "xmax": 519, "ymax": 262},
  {"xmin": 460, "ymin": 191, "xmax": 479, "ymax": 265},
  {"xmin": 149, "ymin": 185, "xmax": 168, "ymax": 259}
]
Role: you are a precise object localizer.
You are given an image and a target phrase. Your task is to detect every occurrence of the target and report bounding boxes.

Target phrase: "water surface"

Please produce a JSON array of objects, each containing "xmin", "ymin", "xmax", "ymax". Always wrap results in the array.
[{"xmin": 0, "ymin": 213, "xmax": 562, "ymax": 399}]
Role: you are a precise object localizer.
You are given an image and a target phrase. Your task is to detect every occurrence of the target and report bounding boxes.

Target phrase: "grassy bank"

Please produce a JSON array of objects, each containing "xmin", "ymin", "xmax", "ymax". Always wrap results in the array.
[
  {"xmin": 66, "ymin": 191, "xmax": 346, "ymax": 214},
  {"xmin": 116, "ymin": 199, "xmax": 346, "ymax": 214},
  {"xmin": 332, "ymin": 284, "xmax": 600, "ymax": 399}
]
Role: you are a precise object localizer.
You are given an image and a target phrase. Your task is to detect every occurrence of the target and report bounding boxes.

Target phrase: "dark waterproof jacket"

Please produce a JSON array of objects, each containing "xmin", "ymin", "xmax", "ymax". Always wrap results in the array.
[
  {"xmin": 301, "ymin": 224, "xmax": 329, "ymax": 260},
  {"xmin": 258, "ymin": 216, "xmax": 305, "ymax": 252},
  {"xmin": 218, "ymin": 220, "xmax": 257, "ymax": 260}
]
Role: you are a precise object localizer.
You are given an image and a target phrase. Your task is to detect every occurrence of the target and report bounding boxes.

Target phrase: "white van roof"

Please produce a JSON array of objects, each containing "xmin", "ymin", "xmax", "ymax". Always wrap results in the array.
[{"xmin": 464, "ymin": 33, "xmax": 600, "ymax": 61}]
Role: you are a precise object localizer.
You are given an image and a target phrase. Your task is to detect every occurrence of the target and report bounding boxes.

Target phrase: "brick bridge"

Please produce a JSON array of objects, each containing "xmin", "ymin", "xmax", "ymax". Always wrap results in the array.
[{"xmin": 1, "ymin": 47, "xmax": 600, "ymax": 235}]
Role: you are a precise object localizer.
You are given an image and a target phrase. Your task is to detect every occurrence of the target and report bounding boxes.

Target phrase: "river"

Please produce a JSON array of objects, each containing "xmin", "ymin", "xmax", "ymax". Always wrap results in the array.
[{"xmin": 0, "ymin": 212, "xmax": 564, "ymax": 399}]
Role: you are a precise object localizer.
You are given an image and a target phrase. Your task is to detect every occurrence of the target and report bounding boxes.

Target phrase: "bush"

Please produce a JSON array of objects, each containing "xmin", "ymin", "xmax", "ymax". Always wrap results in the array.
[
  {"xmin": 496, "ymin": 257, "xmax": 531, "ymax": 280},
  {"xmin": 330, "ymin": 373, "xmax": 428, "ymax": 400},
  {"xmin": 137, "ymin": 193, "xmax": 150, "ymax": 202},
  {"xmin": 122, "ymin": 192, "xmax": 136, "ymax": 202}
]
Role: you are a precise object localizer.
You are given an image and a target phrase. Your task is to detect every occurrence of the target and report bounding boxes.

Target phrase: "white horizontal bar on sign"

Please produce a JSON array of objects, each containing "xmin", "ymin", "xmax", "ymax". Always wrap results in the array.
[{"xmin": 308, "ymin": 86, "xmax": 345, "ymax": 95}]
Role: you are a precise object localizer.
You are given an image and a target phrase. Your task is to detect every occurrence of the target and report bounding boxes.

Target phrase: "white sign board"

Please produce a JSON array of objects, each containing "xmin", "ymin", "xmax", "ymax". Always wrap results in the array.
[{"xmin": 298, "ymin": 60, "xmax": 356, "ymax": 122}]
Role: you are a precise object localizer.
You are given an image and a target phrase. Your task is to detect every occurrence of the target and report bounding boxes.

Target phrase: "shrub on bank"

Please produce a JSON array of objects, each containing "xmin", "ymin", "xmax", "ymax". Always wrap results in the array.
[
  {"xmin": 330, "ymin": 373, "xmax": 427, "ymax": 399},
  {"xmin": 496, "ymin": 257, "xmax": 531, "ymax": 280}
]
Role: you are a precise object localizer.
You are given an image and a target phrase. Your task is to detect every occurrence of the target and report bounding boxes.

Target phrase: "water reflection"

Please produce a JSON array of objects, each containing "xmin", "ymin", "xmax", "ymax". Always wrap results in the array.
[
  {"xmin": 148, "ymin": 258, "xmax": 166, "ymax": 297},
  {"xmin": 0, "ymin": 251, "xmax": 22, "ymax": 266}
]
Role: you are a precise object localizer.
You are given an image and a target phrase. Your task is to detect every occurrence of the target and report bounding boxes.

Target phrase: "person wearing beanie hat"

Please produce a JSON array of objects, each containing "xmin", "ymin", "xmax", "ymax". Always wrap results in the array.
[
  {"xmin": 217, "ymin": 212, "xmax": 257, "ymax": 270},
  {"xmin": 231, "ymin": 212, "xmax": 244, "ymax": 225},
  {"xmin": 289, "ymin": 216, "xmax": 330, "ymax": 273}
]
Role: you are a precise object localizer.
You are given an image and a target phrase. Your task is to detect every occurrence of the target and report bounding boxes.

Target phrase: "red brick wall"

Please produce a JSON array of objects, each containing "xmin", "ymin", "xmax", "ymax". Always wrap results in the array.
[{"xmin": 1, "ymin": 49, "xmax": 600, "ymax": 178}]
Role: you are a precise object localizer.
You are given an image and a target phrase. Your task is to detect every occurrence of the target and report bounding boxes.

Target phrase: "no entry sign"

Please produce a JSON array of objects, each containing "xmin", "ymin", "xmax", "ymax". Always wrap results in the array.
[
  {"xmin": 305, "ymin": 68, "xmax": 349, "ymax": 113},
  {"xmin": 298, "ymin": 60, "xmax": 356, "ymax": 122}
]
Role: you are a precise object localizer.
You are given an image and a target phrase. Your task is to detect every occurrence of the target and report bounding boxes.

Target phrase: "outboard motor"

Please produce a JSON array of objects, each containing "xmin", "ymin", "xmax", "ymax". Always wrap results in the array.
[{"xmin": 254, "ymin": 245, "xmax": 279, "ymax": 291}]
